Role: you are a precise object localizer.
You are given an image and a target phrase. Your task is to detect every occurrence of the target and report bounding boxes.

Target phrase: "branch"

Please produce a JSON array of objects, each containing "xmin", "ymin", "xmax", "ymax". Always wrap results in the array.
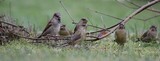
[
  {"xmin": 59, "ymin": 1, "xmax": 104, "ymax": 30},
  {"xmin": 12, "ymin": 33, "xmax": 71, "ymax": 41},
  {"xmin": 134, "ymin": 14, "xmax": 160, "ymax": 21},
  {"xmin": 88, "ymin": 8, "xmax": 122, "ymax": 20},
  {"xmin": 72, "ymin": 22, "xmax": 104, "ymax": 29},
  {"xmin": 124, "ymin": 0, "xmax": 160, "ymax": 14},
  {"xmin": 86, "ymin": 0, "xmax": 160, "ymax": 41},
  {"xmin": 0, "ymin": 20, "xmax": 30, "ymax": 35},
  {"xmin": 59, "ymin": 1, "xmax": 75, "ymax": 23}
]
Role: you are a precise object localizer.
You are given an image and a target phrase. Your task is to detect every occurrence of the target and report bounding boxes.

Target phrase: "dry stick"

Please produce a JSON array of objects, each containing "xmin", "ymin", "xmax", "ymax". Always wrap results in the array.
[
  {"xmin": 0, "ymin": 16, "xmax": 30, "ymax": 35},
  {"xmin": 134, "ymin": 14, "xmax": 160, "ymax": 21},
  {"xmin": 87, "ymin": 17, "xmax": 97, "ymax": 31},
  {"xmin": 100, "ymin": 16, "xmax": 106, "ymax": 28},
  {"xmin": 85, "ymin": 0, "xmax": 160, "ymax": 41},
  {"xmin": 125, "ymin": 0, "xmax": 160, "ymax": 14},
  {"xmin": 86, "ymin": 9, "xmax": 123, "ymax": 34},
  {"xmin": 59, "ymin": 1, "xmax": 75, "ymax": 23},
  {"xmin": 88, "ymin": 8, "xmax": 122, "ymax": 20},
  {"xmin": 143, "ymin": 14, "xmax": 160, "ymax": 21},
  {"xmin": 115, "ymin": 0, "xmax": 137, "ymax": 9},
  {"xmin": 89, "ymin": 8, "xmax": 160, "ymax": 23},
  {"xmin": 12, "ymin": 33, "xmax": 71, "ymax": 41},
  {"xmin": 0, "ymin": 20, "xmax": 30, "ymax": 34},
  {"xmin": 87, "ymin": 8, "xmax": 159, "ymax": 34},
  {"xmin": 59, "ymin": 1, "xmax": 104, "ymax": 30}
]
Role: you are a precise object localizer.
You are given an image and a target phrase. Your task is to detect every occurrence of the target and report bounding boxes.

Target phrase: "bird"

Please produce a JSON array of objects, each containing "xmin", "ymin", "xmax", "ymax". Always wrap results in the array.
[
  {"xmin": 59, "ymin": 24, "xmax": 70, "ymax": 37},
  {"xmin": 38, "ymin": 12, "xmax": 61, "ymax": 38},
  {"xmin": 140, "ymin": 25, "xmax": 157, "ymax": 42},
  {"xmin": 67, "ymin": 18, "xmax": 88, "ymax": 46},
  {"xmin": 114, "ymin": 23, "xmax": 127, "ymax": 46}
]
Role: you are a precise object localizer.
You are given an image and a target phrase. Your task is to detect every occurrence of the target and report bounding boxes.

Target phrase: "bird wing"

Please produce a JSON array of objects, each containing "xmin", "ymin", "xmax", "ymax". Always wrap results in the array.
[
  {"xmin": 141, "ymin": 30, "xmax": 148, "ymax": 38},
  {"xmin": 73, "ymin": 25, "xmax": 78, "ymax": 34},
  {"xmin": 38, "ymin": 21, "xmax": 52, "ymax": 38},
  {"xmin": 71, "ymin": 34, "xmax": 81, "ymax": 41},
  {"xmin": 42, "ymin": 21, "xmax": 52, "ymax": 33}
]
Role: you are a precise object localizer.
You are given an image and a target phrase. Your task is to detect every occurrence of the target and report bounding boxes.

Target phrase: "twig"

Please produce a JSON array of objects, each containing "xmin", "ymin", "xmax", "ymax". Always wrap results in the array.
[
  {"xmin": 86, "ymin": 0, "xmax": 160, "ymax": 41},
  {"xmin": 89, "ymin": 8, "xmax": 160, "ymax": 22},
  {"xmin": 88, "ymin": 8, "xmax": 122, "ymax": 20},
  {"xmin": 134, "ymin": 14, "xmax": 160, "ymax": 21},
  {"xmin": 12, "ymin": 33, "xmax": 71, "ymax": 41},
  {"xmin": 115, "ymin": 0, "xmax": 137, "ymax": 9},
  {"xmin": 59, "ymin": 1, "xmax": 104, "ymax": 29},
  {"xmin": 86, "ymin": 35, "xmax": 99, "ymax": 39},
  {"xmin": 72, "ymin": 22, "xmax": 104, "ymax": 29},
  {"xmin": 59, "ymin": 1, "xmax": 75, "ymax": 23},
  {"xmin": 100, "ymin": 16, "xmax": 106, "ymax": 28},
  {"xmin": 87, "ymin": 9, "xmax": 159, "ymax": 34},
  {"xmin": 0, "ymin": 18, "xmax": 30, "ymax": 35},
  {"xmin": 124, "ymin": 0, "xmax": 160, "ymax": 14}
]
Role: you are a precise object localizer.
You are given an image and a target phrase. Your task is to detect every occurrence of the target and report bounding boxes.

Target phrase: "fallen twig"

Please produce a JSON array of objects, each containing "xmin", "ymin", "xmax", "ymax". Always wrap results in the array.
[{"xmin": 12, "ymin": 33, "xmax": 71, "ymax": 41}]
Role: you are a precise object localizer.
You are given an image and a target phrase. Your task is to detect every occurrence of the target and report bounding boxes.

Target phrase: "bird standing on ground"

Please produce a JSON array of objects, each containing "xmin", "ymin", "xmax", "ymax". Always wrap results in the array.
[
  {"xmin": 140, "ymin": 25, "xmax": 157, "ymax": 42},
  {"xmin": 114, "ymin": 23, "xmax": 127, "ymax": 46},
  {"xmin": 59, "ymin": 24, "xmax": 70, "ymax": 37},
  {"xmin": 38, "ymin": 12, "xmax": 61, "ymax": 38},
  {"xmin": 68, "ymin": 18, "xmax": 88, "ymax": 46}
]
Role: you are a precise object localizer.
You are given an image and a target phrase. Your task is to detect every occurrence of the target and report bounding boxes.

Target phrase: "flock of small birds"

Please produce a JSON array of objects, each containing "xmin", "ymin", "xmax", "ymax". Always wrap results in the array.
[{"xmin": 37, "ymin": 12, "xmax": 158, "ymax": 47}]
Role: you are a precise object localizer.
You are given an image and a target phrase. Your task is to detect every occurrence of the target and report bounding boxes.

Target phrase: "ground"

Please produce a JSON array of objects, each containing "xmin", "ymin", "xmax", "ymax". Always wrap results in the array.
[
  {"xmin": 0, "ymin": 39, "xmax": 160, "ymax": 61},
  {"xmin": 0, "ymin": 0, "xmax": 160, "ymax": 61}
]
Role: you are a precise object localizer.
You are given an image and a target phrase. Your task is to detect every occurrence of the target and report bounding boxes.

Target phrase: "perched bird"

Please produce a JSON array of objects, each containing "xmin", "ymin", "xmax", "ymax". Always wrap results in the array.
[
  {"xmin": 38, "ymin": 12, "xmax": 61, "ymax": 38},
  {"xmin": 114, "ymin": 23, "xmax": 127, "ymax": 46},
  {"xmin": 140, "ymin": 25, "xmax": 157, "ymax": 42},
  {"xmin": 68, "ymin": 18, "xmax": 88, "ymax": 46},
  {"xmin": 59, "ymin": 24, "xmax": 70, "ymax": 37}
]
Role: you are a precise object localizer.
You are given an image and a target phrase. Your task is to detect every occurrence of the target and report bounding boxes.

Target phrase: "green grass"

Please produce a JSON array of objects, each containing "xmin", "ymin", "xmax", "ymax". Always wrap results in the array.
[
  {"xmin": 0, "ymin": 40, "xmax": 160, "ymax": 61},
  {"xmin": 0, "ymin": 0, "xmax": 160, "ymax": 61}
]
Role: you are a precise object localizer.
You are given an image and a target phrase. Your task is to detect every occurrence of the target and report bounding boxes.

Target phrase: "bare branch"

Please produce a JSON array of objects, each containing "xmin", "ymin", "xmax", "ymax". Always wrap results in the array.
[
  {"xmin": 134, "ymin": 14, "xmax": 160, "ymax": 21},
  {"xmin": 59, "ymin": 1, "xmax": 104, "ymax": 30},
  {"xmin": 115, "ymin": 0, "xmax": 137, "ymax": 9},
  {"xmin": 125, "ymin": 0, "xmax": 160, "ymax": 14},
  {"xmin": 59, "ymin": 1, "xmax": 75, "ymax": 23},
  {"xmin": 12, "ymin": 33, "xmax": 71, "ymax": 41},
  {"xmin": 88, "ymin": 8, "xmax": 122, "ymax": 20},
  {"xmin": 86, "ymin": 0, "xmax": 160, "ymax": 41}
]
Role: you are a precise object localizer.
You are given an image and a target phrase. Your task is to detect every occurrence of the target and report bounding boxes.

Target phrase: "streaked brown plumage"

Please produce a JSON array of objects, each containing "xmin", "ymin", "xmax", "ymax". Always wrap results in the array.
[
  {"xmin": 68, "ymin": 18, "xmax": 88, "ymax": 46},
  {"xmin": 59, "ymin": 24, "xmax": 70, "ymax": 36},
  {"xmin": 38, "ymin": 12, "xmax": 61, "ymax": 38},
  {"xmin": 140, "ymin": 25, "xmax": 157, "ymax": 42},
  {"xmin": 115, "ymin": 23, "xmax": 126, "ymax": 46}
]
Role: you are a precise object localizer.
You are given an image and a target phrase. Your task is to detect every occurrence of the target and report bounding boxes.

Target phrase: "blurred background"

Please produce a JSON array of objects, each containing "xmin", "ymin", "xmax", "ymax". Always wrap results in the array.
[{"xmin": 0, "ymin": 0, "xmax": 160, "ymax": 32}]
